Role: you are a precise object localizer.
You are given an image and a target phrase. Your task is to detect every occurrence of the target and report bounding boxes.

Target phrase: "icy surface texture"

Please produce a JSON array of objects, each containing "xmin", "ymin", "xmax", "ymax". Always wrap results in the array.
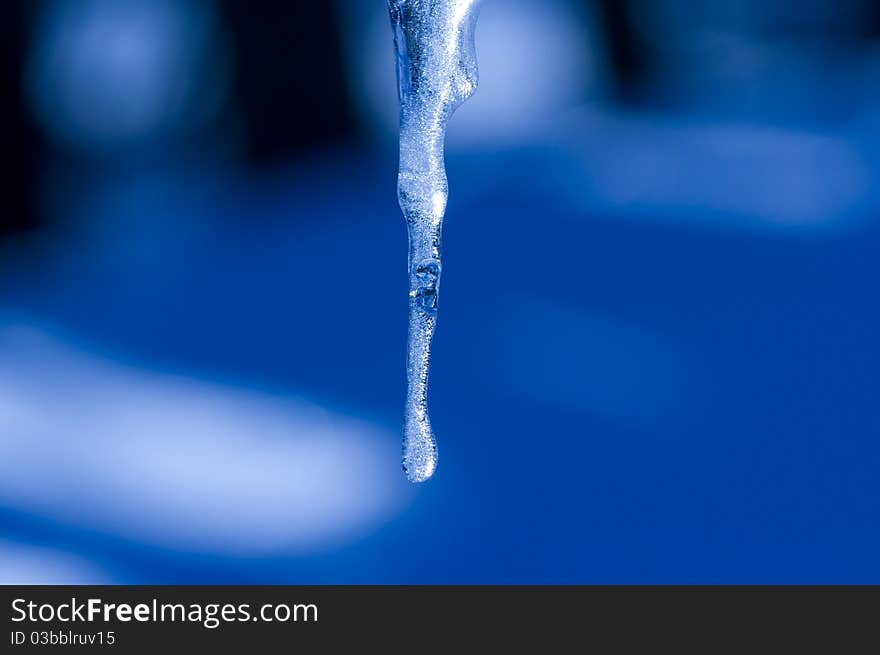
[{"xmin": 388, "ymin": 0, "xmax": 481, "ymax": 482}]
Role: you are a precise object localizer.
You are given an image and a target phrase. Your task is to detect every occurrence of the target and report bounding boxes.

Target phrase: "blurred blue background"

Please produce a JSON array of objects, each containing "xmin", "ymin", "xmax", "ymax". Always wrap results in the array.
[{"xmin": 1, "ymin": 0, "xmax": 879, "ymax": 583}]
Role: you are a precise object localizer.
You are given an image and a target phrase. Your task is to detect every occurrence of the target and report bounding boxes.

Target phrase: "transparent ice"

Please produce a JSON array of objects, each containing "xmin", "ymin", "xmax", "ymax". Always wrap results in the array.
[{"xmin": 388, "ymin": 0, "xmax": 481, "ymax": 482}]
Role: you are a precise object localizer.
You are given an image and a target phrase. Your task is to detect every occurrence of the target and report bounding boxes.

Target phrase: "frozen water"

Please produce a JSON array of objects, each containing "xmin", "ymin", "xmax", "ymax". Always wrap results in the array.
[{"xmin": 388, "ymin": 0, "xmax": 482, "ymax": 482}]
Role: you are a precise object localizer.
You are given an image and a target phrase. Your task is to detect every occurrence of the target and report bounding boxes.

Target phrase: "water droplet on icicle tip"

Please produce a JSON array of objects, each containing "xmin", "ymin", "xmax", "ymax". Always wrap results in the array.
[{"xmin": 388, "ymin": 0, "xmax": 482, "ymax": 482}]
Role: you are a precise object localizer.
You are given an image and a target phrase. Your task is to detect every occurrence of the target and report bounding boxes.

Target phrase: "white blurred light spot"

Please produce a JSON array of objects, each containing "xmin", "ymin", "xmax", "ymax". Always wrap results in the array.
[
  {"xmin": 0, "ymin": 322, "xmax": 413, "ymax": 556},
  {"xmin": 26, "ymin": 0, "xmax": 230, "ymax": 152},
  {"xmin": 0, "ymin": 540, "xmax": 112, "ymax": 585},
  {"xmin": 549, "ymin": 111, "xmax": 872, "ymax": 230}
]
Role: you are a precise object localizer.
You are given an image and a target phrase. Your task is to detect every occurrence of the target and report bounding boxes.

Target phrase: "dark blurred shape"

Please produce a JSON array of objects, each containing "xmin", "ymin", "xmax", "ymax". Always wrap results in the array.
[
  {"xmin": 220, "ymin": 1, "xmax": 357, "ymax": 164},
  {"xmin": 593, "ymin": 0, "xmax": 880, "ymax": 113},
  {"xmin": 12, "ymin": 0, "xmax": 363, "ymax": 238},
  {"xmin": 592, "ymin": 0, "xmax": 647, "ymax": 101},
  {"xmin": 1, "ymin": 2, "xmax": 42, "ymax": 238},
  {"xmin": 612, "ymin": 0, "xmax": 880, "ymax": 121}
]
